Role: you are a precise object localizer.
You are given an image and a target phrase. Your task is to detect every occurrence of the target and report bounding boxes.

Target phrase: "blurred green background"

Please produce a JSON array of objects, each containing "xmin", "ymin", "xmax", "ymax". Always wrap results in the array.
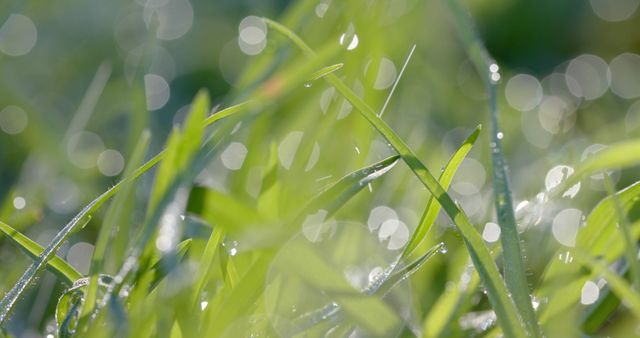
[{"xmin": 1, "ymin": 0, "xmax": 640, "ymax": 336}]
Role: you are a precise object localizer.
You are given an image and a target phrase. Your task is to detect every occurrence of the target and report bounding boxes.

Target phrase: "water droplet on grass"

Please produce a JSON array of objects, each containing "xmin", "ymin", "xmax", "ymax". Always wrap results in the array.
[
  {"xmin": 438, "ymin": 243, "xmax": 448, "ymax": 254},
  {"xmin": 545, "ymin": 165, "xmax": 581, "ymax": 198}
]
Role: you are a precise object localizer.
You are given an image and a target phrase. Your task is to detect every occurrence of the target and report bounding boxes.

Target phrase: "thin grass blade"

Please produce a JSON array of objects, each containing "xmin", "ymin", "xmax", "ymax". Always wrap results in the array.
[
  {"xmin": 0, "ymin": 100, "xmax": 250, "ymax": 324},
  {"xmin": 403, "ymin": 126, "xmax": 480, "ymax": 258},
  {"xmin": 0, "ymin": 220, "xmax": 82, "ymax": 284},
  {"xmin": 297, "ymin": 155, "xmax": 400, "ymax": 222},
  {"xmin": 443, "ymin": 1, "xmax": 540, "ymax": 335},
  {"xmin": 573, "ymin": 250, "xmax": 640, "ymax": 319},
  {"xmin": 80, "ymin": 130, "xmax": 151, "ymax": 321},
  {"xmin": 307, "ymin": 63, "xmax": 344, "ymax": 82},
  {"xmin": 554, "ymin": 139, "xmax": 640, "ymax": 197},
  {"xmin": 603, "ymin": 174, "xmax": 640, "ymax": 290},
  {"xmin": 263, "ymin": 17, "xmax": 527, "ymax": 338}
]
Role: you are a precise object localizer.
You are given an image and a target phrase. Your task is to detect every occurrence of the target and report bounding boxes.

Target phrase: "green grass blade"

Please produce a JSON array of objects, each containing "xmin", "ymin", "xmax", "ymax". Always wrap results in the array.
[
  {"xmin": 537, "ymin": 181, "xmax": 640, "ymax": 323},
  {"xmin": 307, "ymin": 63, "xmax": 343, "ymax": 82},
  {"xmin": 603, "ymin": 174, "xmax": 640, "ymax": 290},
  {"xmin": 190, "ymin": 225, "xmax": 225, "ymax": 308},
  {"xmin": 0, "ymin": 100, "xmax": 250, "ymax": 325},
  {"xmin": 403, "ymin": 126, "xmax": 481, "ymax": 258},
  {"xmin": 0, "ymin": 220, "xmax": 82, "ymax": 284},
  {"xmin": 273, "ymin": 240, "xmax": 402, "ymax": 336},
  {"xmin": 80, "ymin": 131, "xmax": 151, "ymax": 320},
  {"xmin": 297, "ymin": 155, "xmax": 400, "ymax": 221},
  {"xmin": 263, "ymin": 17, "xmax": 527, "ymax": 338},
  {"xmin": 379, "ymin": 44, "xmax": 416, "ymax": 118},
  {"xmin": 580, "ymin": 263, "xmax": 627, "ymax": 333},
  {"xmin": 443, "ymin": 1, "xmax": 540, "ymax": 335},
  {"xmin": 204, "ymin": 255, "xmax": 272, "ymax": 336},
  {"xmin": 188, "ymin": 186, "xmax": 267, "ymax": 236},
  {"xmin": 554, "ymin": 139, "xmax": 640, "ymax": 197},
  {"xmin": 423, "ymin": 254, "xmax": 481, "ymax": 338},
  {"xmin": 373, "ymin": 242, "xmax": 445, "ymax": 297},
  {"xmin": 148, "ymin": 239, "xmax": 192, "ymax": 290},
  {"xmin": 573, "ymin": 250, "xmax": 640, "ymax": 320}
]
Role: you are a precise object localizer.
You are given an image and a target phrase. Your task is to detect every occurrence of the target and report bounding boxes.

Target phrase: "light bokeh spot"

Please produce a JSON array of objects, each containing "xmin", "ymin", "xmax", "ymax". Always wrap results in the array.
[
  {"xmin": 144, "ymin": 74, "xmax": 170, "ymax": 110},
  {"xmin": 67, "ymin": 131, "xmax": 105, "ymax": 169},
  {"xmin": 0, "ymin": 105, "xmax": 28, "ymax": 135},
  {"xmin": 66, "ymin": 242, "xmax": 95, "ymax": 275},
  {"xmin": 505, "ymin": 73, "xmax": 543, "ymax": 111},
  {"xmin": 566, "ymin": 54, "xmax": 611, "ymax": 100},
  {"xmin": 482, "ymin": 222, "xmax": 501, "ymax": 243},
  {"xmin": 221, "ymin": 142, "xmax": 248, "ymax": 170},
  {"xmin": 0, "ymin": 14, "xmax": 37, "ymax": 56},
  {"xmin": 552, "ymin": 208, "xmax": 582, "ymax": 247},
  {"xmin": 13, "ymin": 196, "xmax": 26, "ymax": 210},
  {"xmin": 609, "ymin": 53, "xmax": 640, "ymax": 99},
  {"xmin": 590, "ymin": 0, "xmax": 639, "ymax": 22},
  {"xmin": 97, "ymin": 149, "xmax": 125, "ymax": 176},
  {"xmin": 580, "ymin": 280, "xmax": 600, "ymax": 305},
  {"xmin": 238, "ymin": 16, "xmax": 267, "ymax": 55}
]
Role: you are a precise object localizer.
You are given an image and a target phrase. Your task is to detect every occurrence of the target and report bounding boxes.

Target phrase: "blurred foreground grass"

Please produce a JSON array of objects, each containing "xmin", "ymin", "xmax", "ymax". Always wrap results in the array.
[{"xmin": 2, "ymin": 0, "xmax": 640, "ymax": 337}]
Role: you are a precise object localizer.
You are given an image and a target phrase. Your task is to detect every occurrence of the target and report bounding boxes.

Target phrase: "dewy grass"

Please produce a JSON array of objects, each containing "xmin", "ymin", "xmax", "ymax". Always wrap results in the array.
[
  {"xmin": 263, "ymin": 17, "xmax": 528, "ymax": 338},
  {"xmin": 603, "ymin": 174, "xmax": 640, "ymax": 291},
  {"xmin": 443, "ymin": 1, "xmax": 541, "ymax": 336},
  {"xmin": 4, "ymin": 2, "xmax": 640, "ymax": 337},
  {"xmin": 0, "ymin": 100, "xmax": 248, "ymax": 325},
  {"xmin": 0, "ymin": 220, "xmax": 82, "ymax": 284},
  {"xmin": 0, "ymin": 39, "xmax": 342, "ymax": 324}
]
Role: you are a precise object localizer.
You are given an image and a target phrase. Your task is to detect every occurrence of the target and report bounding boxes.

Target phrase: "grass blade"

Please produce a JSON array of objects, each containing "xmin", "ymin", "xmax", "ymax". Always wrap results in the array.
[
  {"xmin": 263, "ymin": 17, "xmax": 527, "ymax": 338},
  {"xmin": 537, "ymin": 181, "xmax": 640, "ymax": 323},
  {"xmin": 0, "ymin": 220, "xmax": 82, "ymax": 284},
  {"xmin": 379, "ymin": 44, "xmax": 416, "ymax": 118},
  {"xmin": 307, "ymin": 63, "xmax": 344, "ymax": 82},
  {"xmin": 573, "ymin": 250, "xmax": 640, "ymax": 319},
  {"xmin": 403, "ymin": 126, "xmax": 481, "ymax": 258},
  {"xmin": 80, "ymin": 131, "xmax": 151, "ymax": 320},
  {"xmin": 298, "ymin": 155, "xmax": 400, "ymax": 221},
  {"xmin": 553, "ymin": 139, "xmax": 640, "ymax": 197},
  {"xmin": 0, "ymin": 99, "xmax": 251, "ymax": 325},
  {"xmin": 373, "ymin": 242, "xmax": 446, "ymax": 297},
  {"xmin": 443, "ymin": 1, "xmax": 540, "ymax": 335},
  {"xmin": 603, "ymin": 174, "xmax": 640, "ymax": 290}
]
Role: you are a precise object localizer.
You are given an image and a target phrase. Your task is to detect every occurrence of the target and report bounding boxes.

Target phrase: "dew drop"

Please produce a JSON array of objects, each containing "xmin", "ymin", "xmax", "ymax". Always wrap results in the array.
[{"xmin": 438, "ymin": 243, "xmax": 448, "ymax": 254}]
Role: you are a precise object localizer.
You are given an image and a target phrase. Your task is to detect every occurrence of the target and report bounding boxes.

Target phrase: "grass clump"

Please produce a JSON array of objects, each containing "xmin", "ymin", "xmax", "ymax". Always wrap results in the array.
[{"xmin": 1, "ymin": 0, "xmax": 640, "ymax": 337}]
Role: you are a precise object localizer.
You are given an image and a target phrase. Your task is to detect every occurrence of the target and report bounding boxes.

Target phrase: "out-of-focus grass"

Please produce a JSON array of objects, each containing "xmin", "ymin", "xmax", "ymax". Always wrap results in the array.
[{"xmin": 1, "ymin": 0, "xmax": 640, "ymax": 337}]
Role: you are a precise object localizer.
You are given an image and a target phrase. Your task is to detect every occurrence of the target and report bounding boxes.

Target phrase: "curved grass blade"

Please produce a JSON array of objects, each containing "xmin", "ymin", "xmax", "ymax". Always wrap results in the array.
[
  {"xmin": 537, "ymin": 181, "xmax": 640, "ymax": 323},
  {"xmin": 603, "ymin": 174, "xmax": 640, "ymax": 290},
  {"xmin": 443, "ymin": 1, "xmax": 540, "ymax": 335},
  {"xmin": 307, "ymin": 63, "xmax": 343, "ymax": 82},
  {"xmin": 80, "ymin": 130, "xmax": 151, "ymax": 321},
  {"xmin": 297, "ymin": 155, "xmax": 400, "ymax": 221},
  {"xmin": 423, "ymin": 256, "xmax": 481, "ymax": 337},
  {"xmin": 403, "ymin": 126, "xmax": 480, "ymax": 258},
  {"xmin": 148, "ymin": 238, "xmax": 192, "ymax": 290},
  {"xmin": 573, "ymin": 250, "xmax": 640, "ymax": 320},
  {"xmin": 292, "ymin": 242, "xmax": 447, "ymax": 334},
  {"xmin": 553, "ymin": 139, "xmax": 640, "ymax": 197},
  {"xmin": 372, "ymin": 242, "xmax": 446, "ymax": 297},
  {"xmin": 0, "ymin": 99, "xmax": 251, "ymax": 325},
  {"xmin": 0, "ymin": 220, "xmax": 82, "ymax": 284},
  {"xmin": 581, "ymin": 260, "xmax": 628, "ymax": 333},
  {"xmin": 264, "ymin": 17, "xmax": 527, "ymax": 338}
]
